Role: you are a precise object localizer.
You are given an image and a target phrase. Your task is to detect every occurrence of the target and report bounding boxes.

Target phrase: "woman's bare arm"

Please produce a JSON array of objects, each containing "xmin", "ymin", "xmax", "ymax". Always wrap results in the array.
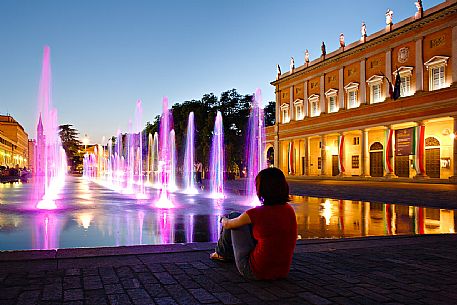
[{"xmin": 221, "ymin": 212, "xmax": 251, "ymax": 230}]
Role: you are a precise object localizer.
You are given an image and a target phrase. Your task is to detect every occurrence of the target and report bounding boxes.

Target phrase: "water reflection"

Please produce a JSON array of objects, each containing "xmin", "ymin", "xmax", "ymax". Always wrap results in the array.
[{"xmin": 0, "ymin": 177, "xmax": 455, "ymax": 250}]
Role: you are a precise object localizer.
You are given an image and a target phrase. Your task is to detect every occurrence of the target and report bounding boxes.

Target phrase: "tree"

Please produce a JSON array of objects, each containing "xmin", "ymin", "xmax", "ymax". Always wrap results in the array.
[
  {"xmin": 264, "ymin": 101, "xmax": 276, "ymax": 126},
  {"xmin": 59, "ymin": 124, "xmax": 82, "ymax": 172}
]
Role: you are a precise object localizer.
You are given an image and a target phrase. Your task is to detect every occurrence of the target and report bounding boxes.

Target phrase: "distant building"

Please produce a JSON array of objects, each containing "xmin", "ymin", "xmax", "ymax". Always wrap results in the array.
[
  {"xmin": 28, "ymin": 139, "xmax": 36, "ymax": 173},
  {"xmin": 268, "ymin": 1, "xmax": 457, "ymax": 182},
  {"xmin": 0, "ymin": 115, "xmax": 29, "ymax": 168}
]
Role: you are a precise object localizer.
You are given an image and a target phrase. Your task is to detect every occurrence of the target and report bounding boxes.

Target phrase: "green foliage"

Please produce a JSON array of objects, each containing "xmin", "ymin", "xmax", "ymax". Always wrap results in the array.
[
  {"xmin": 139, "ymin": 89, "xmax": 275, "ymax": 174},
  {"xmin": 59, "ymin": 124, "xmax": 83, "ymax": 172},
  {"xmin": 264, "ymin": 101, "xmax": 276, "ymax": 126}
]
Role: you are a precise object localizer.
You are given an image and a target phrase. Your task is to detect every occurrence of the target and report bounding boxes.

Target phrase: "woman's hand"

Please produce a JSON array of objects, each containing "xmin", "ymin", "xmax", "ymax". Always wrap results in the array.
[{"xmin": 221, "ymin": 213, "xmax": 251, "ymax": 230}]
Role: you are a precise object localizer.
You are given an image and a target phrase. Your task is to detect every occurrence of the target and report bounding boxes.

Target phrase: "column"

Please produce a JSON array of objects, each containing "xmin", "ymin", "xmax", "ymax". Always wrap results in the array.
[
  {"xmin": 453, "ymin": 26, "xmax": 457, "ymax": 86},
  {"xmin": 384, "ymin": 126, "xmax": 396, "ymax": 178},
  {"xmin": 451, "ymin": 116, "xmax": 457, "ymax": 182},
  {"xmin": 289, "ymin": 86, "xmax": 294, "ymax": 121},
  {"xmin": 320, "ymin": 135, "xmax": 327, "ymax": 176},
  {"xmin": 304, "ymin": 80, "xmax": 309, "ymax": 117},
  {"xmin": 339, "ymin": 68, "xmax": 345, "ymax": 109},
  {"xmin": 320, "ymin": 75, "xmax": 325, "ymax": 113},
  {"xmin": 361, "ymin": 129, "xmax": 370, "ymax": 177},
  {"xmin": 338, "ymin": 133, "xmax": 347, "ymax": 176},
  {"xmin": 415, "ymin": 38, "xmax": 424, "ymax": 92},
  {"xmin": 385, "ymin": 50, "xmax": 392, "ymax": 96},
  {"xmin": 303, "ymin": 137, "xmax": 309, "ymax": 176},
  {"xmin": 274, "ymin": 132, "xmax": 279, "ymax": 167},
  {"xmin": 360, "ymin": 59, "xmax": 367, "ymax": 104},
  {"xmin": 414, "ymin": 121, "xmax": 429, "ymax": 179}
]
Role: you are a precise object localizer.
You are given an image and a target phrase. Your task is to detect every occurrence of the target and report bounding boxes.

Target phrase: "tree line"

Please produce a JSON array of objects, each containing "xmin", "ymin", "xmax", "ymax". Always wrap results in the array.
[{"xmin": 59, "ymin": 89, "xmax": 275, "ymax": 174}]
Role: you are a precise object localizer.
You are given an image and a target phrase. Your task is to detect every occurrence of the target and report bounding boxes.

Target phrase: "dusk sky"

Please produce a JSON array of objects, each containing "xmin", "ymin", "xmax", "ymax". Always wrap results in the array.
[{"xmin": 0, "ymin": 0, "xmax": 444, "ymax": 143}]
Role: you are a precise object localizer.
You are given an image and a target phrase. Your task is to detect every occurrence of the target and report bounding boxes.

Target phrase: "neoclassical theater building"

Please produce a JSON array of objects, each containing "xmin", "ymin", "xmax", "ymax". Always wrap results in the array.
[{"xmin": 267, "ymin": 0, "xmax": 457, "ymax": 182}]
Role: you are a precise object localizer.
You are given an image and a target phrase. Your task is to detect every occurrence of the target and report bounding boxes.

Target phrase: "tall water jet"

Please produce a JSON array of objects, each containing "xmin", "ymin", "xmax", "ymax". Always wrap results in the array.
[
  {"xmin": 183, "ymin": 112, "xmax": 198, "ymax": 194},
  {"xmin": 245, "ymin": 89, "xmax": 266, "ymax": 203},
  {"xmin": 155, "ymin": 97, "xmax": 175, "ymax": 208},
  {"xmin": 209, "ymin": 111, "xmax": 225, "ymax": 198},
  {"xmin": 152, "ymin": 132, "xmax": 159, "ymax": 187},
  {"xmin": 168, "ymin": 129, "xmax": 177, "ymax": 192},
  {"xmin": 34, "ymin": 46, "xmax": 67, "ymax": 210},
  {"xmin": 135, "ymin": 100, "xmax": 147, "ymax": 199},
  {"xmin": 147, "ymin": 133, "xmax": 153, "ymax": 185}
]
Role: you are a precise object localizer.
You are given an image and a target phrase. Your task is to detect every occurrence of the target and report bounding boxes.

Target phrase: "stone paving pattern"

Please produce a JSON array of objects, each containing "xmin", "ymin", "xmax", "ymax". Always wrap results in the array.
[{"xmin": 1, "ymin": 234, "xmax": 456, "ymax": 305}]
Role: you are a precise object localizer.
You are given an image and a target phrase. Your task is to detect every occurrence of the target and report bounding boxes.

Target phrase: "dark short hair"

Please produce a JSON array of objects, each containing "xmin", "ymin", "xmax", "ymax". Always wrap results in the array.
[{"xmin": 255, "ymin": 167, "xmax": 290, "ymax": 205}]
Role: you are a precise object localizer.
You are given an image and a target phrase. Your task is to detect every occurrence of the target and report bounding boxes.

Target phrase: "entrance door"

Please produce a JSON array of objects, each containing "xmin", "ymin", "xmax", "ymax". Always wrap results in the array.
[
  {"xmin": 395, "ymin": 155, "xmax": 409, "ymax": 178},
  {"xmin": 426, "ymin": 148, "xmax": 440, "ymax": 178},
  {"xmin": 332, "ymin": 155, "xmax": 339, "ymax": 176},
  {"xmin": 370, "ymin": 151, "xmax": 383, "ymax": 177}
]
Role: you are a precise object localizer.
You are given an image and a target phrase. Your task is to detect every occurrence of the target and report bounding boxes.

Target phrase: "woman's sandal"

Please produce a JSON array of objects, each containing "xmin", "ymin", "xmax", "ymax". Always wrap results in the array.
[{"xmin": 210, "ymin": 252, "xmax": 226, "ymax": 261}]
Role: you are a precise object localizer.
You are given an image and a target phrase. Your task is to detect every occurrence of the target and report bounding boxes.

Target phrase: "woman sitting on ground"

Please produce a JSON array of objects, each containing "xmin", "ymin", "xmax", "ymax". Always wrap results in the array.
[{"xmin": 210, "ymin": 167, "xmax": 297, "ymax": 280}]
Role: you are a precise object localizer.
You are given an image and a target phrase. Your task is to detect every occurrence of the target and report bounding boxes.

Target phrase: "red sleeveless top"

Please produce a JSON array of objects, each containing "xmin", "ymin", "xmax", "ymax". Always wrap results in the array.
[{"xmin": 246, "ymin": 204, "xmax": 297, "ymax": 280}]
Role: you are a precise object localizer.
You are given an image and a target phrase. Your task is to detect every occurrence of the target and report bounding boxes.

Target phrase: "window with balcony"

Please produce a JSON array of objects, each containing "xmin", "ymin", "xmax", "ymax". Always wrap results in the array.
[
  {"xmin": 325, "ymin": 89, "xmax": 338, "ymax": 113},
  {"xmin": 424, "ymin": 56, "xmax": 449, "ymax": 91},
  {"xmin": 344, "ymin": 82, "xmax": 359, "ymax": 109},
  {"xmin": 393, "ymin": 66, "xmax": 414, "ymax": 97},
  {"xmin": 308, "ymin": 94, "xmax": 320, "ymax": 117},
  {"xmin": 366, "ymin": 75, "xmax": 384, "ymax": 104},
  {"xmin": 293, "ymin": 99, "xmax": 304, "ymax": 120},
  {"xmin": 280, "ymin": 103, "xmax": 290, "ymax": 123}
]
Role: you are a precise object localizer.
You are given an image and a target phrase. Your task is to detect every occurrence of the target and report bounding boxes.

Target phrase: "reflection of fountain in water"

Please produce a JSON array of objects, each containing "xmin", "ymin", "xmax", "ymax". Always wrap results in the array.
[
  {"xmin": 209, "ymin": 111, "xmax": 225, "ymax": 199},
  {"xmin": 32, "ymin": 213, "xmax": 61, "ymax": 249},
  {"xmin": 34, "ymin": 46, "xmax": 67, "ymax": 210}
]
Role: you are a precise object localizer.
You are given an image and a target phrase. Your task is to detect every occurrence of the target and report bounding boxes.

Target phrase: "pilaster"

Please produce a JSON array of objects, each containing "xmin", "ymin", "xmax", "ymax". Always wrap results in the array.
[
  {"xmin": 360, "ymin": 59, "xmax": 366, "ymax": 104},
  {"xmin": 320, "ymin": 75, "xmax": 325, "ymax": 113},
  {"xmin": 339, "ymin": 68, "xmax": 345, "ymax": 109},
  {"xmin": 415, "ymin": 38, "xmax": 424, "ymax": 91}
]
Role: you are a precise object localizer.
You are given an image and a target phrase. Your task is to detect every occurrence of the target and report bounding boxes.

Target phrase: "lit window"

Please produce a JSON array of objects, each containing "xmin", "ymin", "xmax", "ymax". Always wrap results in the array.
[
  {"xmin": 280, "ymin": 103, "xmax": 290, "ymax": 123},
  {"xmin": 293, "ymin": 99, "xmax": 304, "ymax": 120},
  {"xmin": 366, "ymin": 75, "xmax": 384, "ymax": 104},
  {"xmin": 308, "ymin": 94, "xmax": 320, "ymax": 117},
  {"xmin": 325, "ymin": 89, "xmax": 338, "ymax": 113},
  {"xmin": 431, "ymin": 66, "xmax": 445, "ymax": 90},
  {"xmin": 344, "ymin": 82, "xmax": 359, "ymax": 109},
  {"xmin": 424, "ymin": 56, "xmax": 449, "ymax": 91},
  {"xmin": 393, "ymin": 66, "xmax": 414, "ymax": 97}
]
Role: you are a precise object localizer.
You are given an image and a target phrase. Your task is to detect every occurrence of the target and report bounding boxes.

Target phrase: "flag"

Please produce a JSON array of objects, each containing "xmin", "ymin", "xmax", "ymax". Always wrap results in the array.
[{"xmin": 393, "ymin": 70, "xmax": 401, "ymax": 100}]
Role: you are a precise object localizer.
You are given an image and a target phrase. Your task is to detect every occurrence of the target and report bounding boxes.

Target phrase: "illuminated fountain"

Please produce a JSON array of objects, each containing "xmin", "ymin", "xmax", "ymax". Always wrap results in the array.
[
  {"xmin": 151, "ymin": 132, "xmax": 159, "ymax": 187},
  {"xmin": 209, "ymin": 111, "xmax": 225, "ymax": 199},
  {"xmin": 135, "ymin": 100, "xmax": 147, "ymax": 199},
  {"xmin": 155, "ymin": 97, "xmax": 176, "ymax": 208},
  {"xmin": 183, "ymin": 112, "xmax": 198, "ymax": 194},
  {"xmin": 34, "ymin": 46, "xmax": 67, "ymax": 210},
  {"xmin": 245, "ymin": 89, "xmax": 266, "ymax": 205}
]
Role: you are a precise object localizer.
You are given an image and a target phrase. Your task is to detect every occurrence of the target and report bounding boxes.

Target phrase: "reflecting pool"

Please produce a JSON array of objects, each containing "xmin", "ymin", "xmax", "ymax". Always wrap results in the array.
[{"xmin": 0, "ymin": 176, "xmax": 455, "ymax": 250}]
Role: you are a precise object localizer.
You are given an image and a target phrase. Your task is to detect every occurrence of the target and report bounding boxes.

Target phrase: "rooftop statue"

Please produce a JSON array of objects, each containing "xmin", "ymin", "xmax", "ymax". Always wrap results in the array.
[
  {"xmin": 415, "ymin": 0, "xmax": 423, "ymax": 19},
  {"xmin": 361, "ymin": 21, "xmax": 367, "ymax": 37},
  {"xmin": 339, "ymin": 33, "xmax": 345, "ymax": 48},
  {"xmin": 290, "ymin": 57, "xmax": 295, "ymax": 72},
  {"xmin": 386, "ymin": 9, "xmax": 393, "ymax": 25}
]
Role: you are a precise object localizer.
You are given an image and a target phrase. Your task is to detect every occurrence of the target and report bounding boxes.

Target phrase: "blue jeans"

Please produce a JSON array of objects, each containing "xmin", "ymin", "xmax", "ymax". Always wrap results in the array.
[{"xmin": 215, "ymin": 212, "xmax": 256, "ymax": 279}]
